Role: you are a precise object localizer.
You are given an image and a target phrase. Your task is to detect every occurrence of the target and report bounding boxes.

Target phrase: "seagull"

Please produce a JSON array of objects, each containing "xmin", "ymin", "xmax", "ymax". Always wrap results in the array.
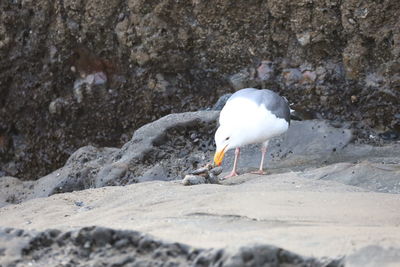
[{"xmin": 214, "ymin": 88, "xmax": 290, "ymax": 178}]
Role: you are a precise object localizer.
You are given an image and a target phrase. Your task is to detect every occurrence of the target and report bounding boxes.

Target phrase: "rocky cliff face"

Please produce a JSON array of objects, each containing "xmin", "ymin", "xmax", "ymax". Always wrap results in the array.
[{"xmin": 1, "ymin": 0, "xmax": 399, "ymax": 179}]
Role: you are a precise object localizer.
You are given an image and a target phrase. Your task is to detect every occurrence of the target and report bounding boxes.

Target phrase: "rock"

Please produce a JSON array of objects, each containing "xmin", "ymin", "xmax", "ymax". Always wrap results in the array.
[
  {"xmin": 282, "ymin": 68, "xmax": 302, "ymax": 85},
  {"xmin": 190, "ymin": 165, "xmax": 212, "ymax": 175},
  {"xmin": 342, "ymin": 37, "xmax": 368, "ymax": 80},
  {"xmin": 229, "ymin": 68, "xmax": 258, "ymax": 90},
  {"xmin": 0, "ymin": 227, "xmax": 334, "ymax": 266},
  {"xmin": 296, "ymin": 31, "xmax": 312, "ymax": 46},
  {"xmin": 210, "ymin": 166, "xmax": 223, "ymax": 176},
  {"xmin": 3, "ymin": 111, "xmax": 400, "ymax": 205},
  {"xmin": 299, "ymin": 161, "xmax": 400, "ymax": 194},
  {"xmin": 1, "ymin": 0, "xmax": 400, "ymax": 180},
  {"xmin": 379, "ymin": 130, "xmax": 399, "ymax": 141},
  {"xmin": 184, "ymin": 164, "xmax": 222, "ymax": 185},
  {"xmin": 256, "ymin": 60, "xmax": 275, "ymax": 82},
  {"xmin": 0, "ymin": 111, "xmax": 219, "ymax": 205},
  {"xmin": 182, "ymin": 175, "xmax": 206, "ymax": 186},
  {"xmin": 207, "ymin": 173, "xmax": 219, "ymax": 184},
  {"xmin": 221, "ymin": 120, "xmax": 355, "ymax": 174},
  {"xmin": 138, "ymin": 164, "xmax": 169, "ymax": 183}
]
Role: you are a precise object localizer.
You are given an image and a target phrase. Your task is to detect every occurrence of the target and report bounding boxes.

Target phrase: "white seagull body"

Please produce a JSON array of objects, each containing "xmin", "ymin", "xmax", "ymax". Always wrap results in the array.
[{"xmin": 214, "ymin": 88, "xmax": 290, "ymax": 177}]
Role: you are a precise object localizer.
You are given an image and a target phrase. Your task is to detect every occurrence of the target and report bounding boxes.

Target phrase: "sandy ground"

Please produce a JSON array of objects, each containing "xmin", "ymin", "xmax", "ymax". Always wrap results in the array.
[{"xmin": 1, "ymin": 172, "xmax": 399, "ymax": 259}]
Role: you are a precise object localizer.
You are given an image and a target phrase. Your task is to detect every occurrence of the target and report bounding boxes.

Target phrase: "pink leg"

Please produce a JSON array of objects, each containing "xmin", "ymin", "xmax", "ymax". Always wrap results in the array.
[
  {"xmin": 224, "ymin": 147, "xmax": 240, "ymax": 178},
  {"xmin": 251, "ymin": 146, "xmax": 267, "ymax": 175}
]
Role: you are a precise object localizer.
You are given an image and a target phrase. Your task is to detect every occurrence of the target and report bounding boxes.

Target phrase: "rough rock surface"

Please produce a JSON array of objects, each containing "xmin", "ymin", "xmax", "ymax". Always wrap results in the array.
[
  {"xmin": 1, "ymin": 0, "xmax": 400, "ymax": 180},
  {"xmin": 2, "ymin": 110, "xmax": 400, "ymax": 207},
  {"xmin": 1, "ymin": 110, "xmax": 400, "ymax": 265},
  {"xmin": 0, "ymin": 111, "xmax": 219, "ymax": 206},
  {"xmin": 0, "ymin": 227, "xmax": 335, "ymax": 267}
]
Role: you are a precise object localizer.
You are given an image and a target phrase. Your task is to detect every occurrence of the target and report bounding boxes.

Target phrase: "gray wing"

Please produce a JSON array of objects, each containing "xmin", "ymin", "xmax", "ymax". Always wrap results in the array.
[{"xmin": 228, "ymin": 88, "xmax": 291, "ymax": 124}]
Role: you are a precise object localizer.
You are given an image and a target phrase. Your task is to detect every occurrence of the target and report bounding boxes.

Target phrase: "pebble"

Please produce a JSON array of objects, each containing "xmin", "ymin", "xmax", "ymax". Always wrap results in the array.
[
  {"xmin": 257, "ymin": 60, "xmax": 274, "ymax": 81},
  {"xmin": 282, "ymin": 68, "xmax": 302, "ymax": 85},
  {"xmin": 210, "ymin": 166, "xmax": 223, "ymax": 176}
]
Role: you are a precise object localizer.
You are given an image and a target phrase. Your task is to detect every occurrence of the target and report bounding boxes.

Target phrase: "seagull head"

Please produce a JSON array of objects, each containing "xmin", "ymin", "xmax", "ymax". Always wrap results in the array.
[{"xmin": 214, "ymin": 125, "xmax": 239, "ymax": 166}]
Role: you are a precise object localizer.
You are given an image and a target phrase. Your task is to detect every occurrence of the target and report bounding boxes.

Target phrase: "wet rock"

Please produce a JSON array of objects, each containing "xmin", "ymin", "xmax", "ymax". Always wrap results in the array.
[
  {"xmin": 3, "ymin": 110, "xmax": 400, "ymax": 205},
  {"xmin": 183, "ymin": 164, "xmax": 223, "ymax": 185},
  {"xmin": 378, "ymin": 130, "xmax": 399, "ymax": 141},
  {"xmin": 182, "ymin": 175, "xmax": 206, "ymax": 186},
  {"xmin": 208, "ymin": 173, "xmax": 219, "ymax": 184},
  {"xmin": 0, "ymin": 111, "xmax": 219, "ymax": 204},
  {"xmin": 210, "ymin": 166, "xmax": 223, "ymax": 176}
]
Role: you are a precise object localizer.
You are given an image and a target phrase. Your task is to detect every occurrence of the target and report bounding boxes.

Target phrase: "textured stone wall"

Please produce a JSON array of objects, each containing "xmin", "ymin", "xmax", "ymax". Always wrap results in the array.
[{"xmin": 1, "ymin": 0, "xmax": 399, "ymax": 179}]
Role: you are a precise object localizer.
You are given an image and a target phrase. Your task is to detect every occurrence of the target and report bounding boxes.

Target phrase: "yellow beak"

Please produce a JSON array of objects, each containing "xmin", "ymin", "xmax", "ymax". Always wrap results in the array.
[{"xmin": 214, "ymin": 145, "xmax": 227, "ymax": 166}]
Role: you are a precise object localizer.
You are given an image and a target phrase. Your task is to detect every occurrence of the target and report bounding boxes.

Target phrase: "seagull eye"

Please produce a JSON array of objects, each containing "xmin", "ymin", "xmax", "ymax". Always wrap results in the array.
[{"xmin": 225, "ymin": 137, "xmax": 230, "ymax": 141}]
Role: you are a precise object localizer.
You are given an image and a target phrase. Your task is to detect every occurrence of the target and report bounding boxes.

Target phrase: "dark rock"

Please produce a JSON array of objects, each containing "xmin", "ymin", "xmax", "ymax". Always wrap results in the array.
[
  {"xmin": 1, "ymin": 226, "xmax": 234, "ymax": 266},
  {"xmin": 191, "ymin": 165, "xmax": 212, "ymax": 175},
  {"xmin": 91, "ymin": 227, "xmax": 113, "ymax": 247},
  {"xmin": 74, "ymin": 201, "xmax": 84, "ymax": 207},
  {"xmin": 0, "ymin": 111, "xmax": 219, "ymax": 205},
  {"xmin": 182, "ymin": 175, "xmax": 206, "ymax": 186},
  {"xmin": 208, "ymin": 173, "xmax": 219, "ymax": 184},
  {"xmin": 210, "ymin": 167, "xmax": 223, "ymax": 176},
  {"xmin": 3, "ymin": 111, "xmax": 400, "ymax": 205},
  {"xmin": 379, "ymin": 130, "xmax": 399, "ymax": 141},
  {"xmin": 1, "ymin": 0, "xmax": 400, "ymax": 182}
]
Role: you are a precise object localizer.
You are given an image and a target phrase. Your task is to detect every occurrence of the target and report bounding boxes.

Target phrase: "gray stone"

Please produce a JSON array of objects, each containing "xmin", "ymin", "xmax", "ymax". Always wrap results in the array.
[
  {"xmin": 282, "ymin": 68, "xmax": 303, "ymax": 85},
  {"xmin": 182, "ymin": 175, "xmax": 206, "ymax": 186},
  {"xmin": 0, "ymin": 227, "xmax": 332, "ymax": 267},
  {"xmin": 300, "ymin": 161, "xmax": 400, "ymax": 194},
  {"xmin": 229, "ymin": 68, "xmax": 258, "ymax": 90},
  {"xmin": 138, "ymin": 164, "xmax": 169, "ymax": 183},
  {"xmin": 222, "ymin": 119, "xmax": 354, "ymax": 174},
  {"xmin": 210, "ymin": 167, "xmax": 223, "ymax": 176},
  {"xmin": 208, "ymin": 173, "xmax": 219, "ymax": 184},
  {"xmin": 0, "ymin": 111, "xmax": 219, "ymax": 205},
  {"xmin": 3, "ymin": 112, "xmax": 400, "ymax": 207},
  {"xmin": 345, "ymin": 246, "xmax": 400, "ymax": 267}
]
